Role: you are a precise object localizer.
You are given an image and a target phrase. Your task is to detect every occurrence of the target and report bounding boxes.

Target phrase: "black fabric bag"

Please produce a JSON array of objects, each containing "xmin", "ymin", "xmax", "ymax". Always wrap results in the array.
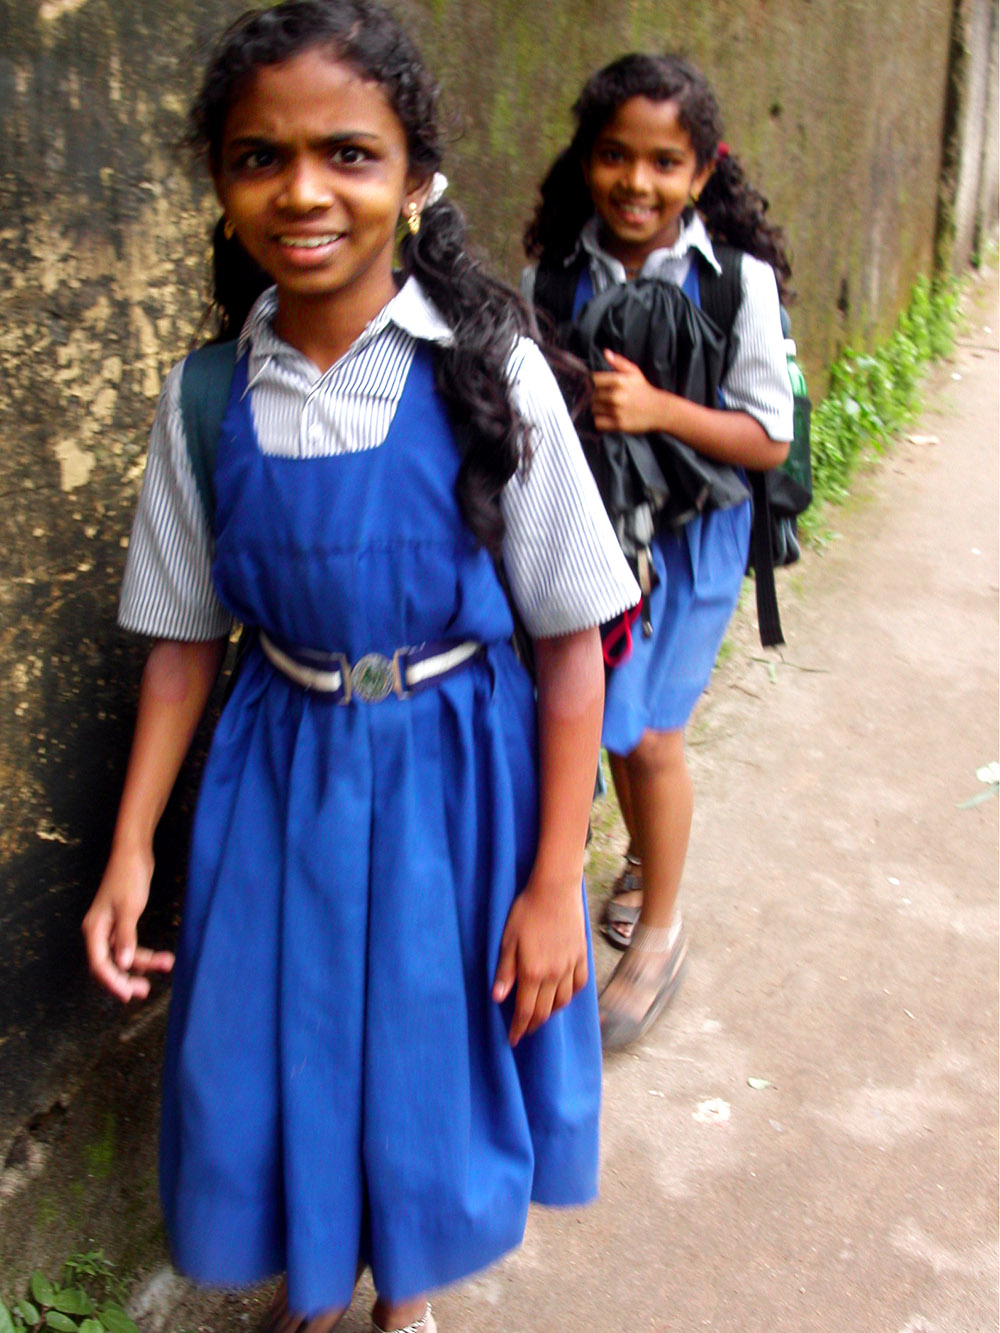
[
  {"xmin": 556, "ymin": 276, "xmax": 750, "ymax": 640},
  {"xmin": 565, "ymin": 277, "xmax": 750, "ymax": 528},
  {"xmin": 535, "ymin": 247, "xmax": 810, "ymax": 648}
]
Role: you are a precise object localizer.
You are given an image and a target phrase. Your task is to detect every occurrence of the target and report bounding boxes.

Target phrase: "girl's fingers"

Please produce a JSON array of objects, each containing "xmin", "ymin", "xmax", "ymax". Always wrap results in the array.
[
  {"xmin": 509, "ymin": 974, "xmax": 541, "ymax": 1045},
  {"xmin": 492, "ymin": 933, "xmax": 518, "ymax": 1003},
  {"xmin": 602, "ymin": 349, "xmax": 638, "ymax": 372},
  {"xmin": 573, "ymin": 953, "xmax": 589, "ymax": 995},
  {"xmin": 546, "ymin": 974, "xmax": 576, "ymax": 1021},
  {"xmin": 83, "ymin": 907, "xmax": 123, "ymax": 995},
  {"xmin": 131, "ymin": 946, "xmax": 176, "ymax": 975},
  {"xmin": 525, "ymin": 980, "xmax": 558, "ymax": 1036},
  {"xmin": 82, "ymin": 909, "xmax": 171, "ymax": 1004}
]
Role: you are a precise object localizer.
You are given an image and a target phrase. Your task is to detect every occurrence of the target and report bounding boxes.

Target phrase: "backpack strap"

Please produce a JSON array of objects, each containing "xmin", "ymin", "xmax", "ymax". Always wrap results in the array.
[
  {"xmin": 696, "ymin": 242, "xmax": 743, "ymax": 375},
  {"xmin": 179, "ymin": 340, "xmax": 240, "ymax": 528},
  {"xmin": 532, "ymin": 253, "xmax": 590, "ymax": 329},
  {"xmin": 699, "ymin": 244, "xmax": 785, "ymax": 647}
]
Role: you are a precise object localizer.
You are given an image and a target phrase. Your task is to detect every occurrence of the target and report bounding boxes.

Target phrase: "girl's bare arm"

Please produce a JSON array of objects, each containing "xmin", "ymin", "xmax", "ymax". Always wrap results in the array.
[
  {"xmin": 82, "ymin": 637, "xmax": 227, "ymax": 1002},
  {"xmin": 493, "ymin": 626, "xmax": 605, "ymax": 1045},
  {"xmin": 592, "ymin": 350, "xmax": 790, "ymax": 470}
]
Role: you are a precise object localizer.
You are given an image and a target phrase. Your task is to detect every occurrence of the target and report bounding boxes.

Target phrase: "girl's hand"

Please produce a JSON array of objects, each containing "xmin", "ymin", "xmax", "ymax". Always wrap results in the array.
[
  {"xmin": 591, "ymin": 350, "xmax": 674, "ymax": 434},
  {"xmin": 492, "ymin": 877, "xmax": 588, "ymax": 1046},
  {"xmin": 82, "ymin": 845, "xmax": 174, "ymax": 1003}
]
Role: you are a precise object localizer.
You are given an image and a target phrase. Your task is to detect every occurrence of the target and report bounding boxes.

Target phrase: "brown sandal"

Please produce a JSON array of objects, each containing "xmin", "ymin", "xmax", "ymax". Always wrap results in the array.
[{"xmin": 600, "ymin": 858, "xmax": 643, "ymax": 944}]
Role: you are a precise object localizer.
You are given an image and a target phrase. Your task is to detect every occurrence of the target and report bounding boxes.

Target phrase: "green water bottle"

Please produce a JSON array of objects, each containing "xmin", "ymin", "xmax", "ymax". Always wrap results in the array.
[{"xmin": 782, "ymin": 321, "xmax": 812, "ymax": 499}]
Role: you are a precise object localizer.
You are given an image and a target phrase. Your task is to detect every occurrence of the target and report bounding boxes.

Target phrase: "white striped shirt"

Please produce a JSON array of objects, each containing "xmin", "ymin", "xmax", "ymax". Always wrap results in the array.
[
  {"xmin": 118, "ymin": 277, "xmax": 639, "ymax": 642},
  {"xmin": 521, "ymin": 212, "xmax": 794, "ymax": 442}
]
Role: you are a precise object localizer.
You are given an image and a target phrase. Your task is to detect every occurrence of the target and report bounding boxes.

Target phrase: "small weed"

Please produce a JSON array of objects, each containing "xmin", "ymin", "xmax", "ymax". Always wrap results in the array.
[
  {"xmin": 714, "ymin": 637, "xmax": 736, "ymax": 667},
  {"xmin": 810, "ymin": 274, "xmax": 961, "ymax": 513},
  {"xmin": 0, "ymin": 1252, "xmax": 137, "ymax": 1333}
]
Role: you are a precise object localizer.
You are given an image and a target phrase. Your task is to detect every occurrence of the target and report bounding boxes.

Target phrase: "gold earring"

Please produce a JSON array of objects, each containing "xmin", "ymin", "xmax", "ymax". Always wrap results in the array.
[
  {"xmin": 406, "ymin": 203, "xmax": 421, "ymax": 236},
  {"xmin": 223, "ymin": 218, "xmax": 236, "ymax": 240}
]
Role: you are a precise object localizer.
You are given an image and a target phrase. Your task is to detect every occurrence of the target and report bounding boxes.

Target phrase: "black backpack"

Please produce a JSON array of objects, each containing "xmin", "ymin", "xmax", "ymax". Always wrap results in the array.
[{"xmin": 533, "ymin": 247, "xmax": 812, "ymax": 648}]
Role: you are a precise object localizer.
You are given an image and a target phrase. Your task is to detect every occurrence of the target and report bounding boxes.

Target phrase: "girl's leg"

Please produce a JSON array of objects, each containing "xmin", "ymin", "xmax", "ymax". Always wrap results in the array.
[
  {"xmin": 371, "ymin": 1295, "xmax": 432, "ymax": 1330},
  {"xmin": 602, "ymin": 753, "xmax": 642, "ymax": 932},
  {"xmin": 625, "ymin": 727, "xmax": 691, "ymax": 928},
  {"xmin": 606, "ymin": 750, "xmax": 638, "ymax": 855},
  {"xmin": 263, "ymin": 1283, "xmax": 348, "ymax": 1332},
  {"xmin": 600, "ymin": 727, "xmax": 691, "ymax": 1044}
]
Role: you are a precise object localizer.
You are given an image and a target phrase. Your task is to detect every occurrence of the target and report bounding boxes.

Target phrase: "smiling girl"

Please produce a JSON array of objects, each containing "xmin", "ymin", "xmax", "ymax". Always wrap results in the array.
[
  {"xmin": 523, "ymin": 54, "xmax": 794, "ymax": 1051},
  {"xmin": 82, "ymin": 4, "xmax": 638, "ymax": 1329}
]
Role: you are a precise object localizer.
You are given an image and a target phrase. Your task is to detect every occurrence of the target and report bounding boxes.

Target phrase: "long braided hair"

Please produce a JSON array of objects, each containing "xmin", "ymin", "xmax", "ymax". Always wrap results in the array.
[
  {"xmin": 187, "ymin": 0, "xmax": 532, "ymax": 558},
  {"xmin": 524, "ymin": 52, "xmax": 792, "ymax": 302}
]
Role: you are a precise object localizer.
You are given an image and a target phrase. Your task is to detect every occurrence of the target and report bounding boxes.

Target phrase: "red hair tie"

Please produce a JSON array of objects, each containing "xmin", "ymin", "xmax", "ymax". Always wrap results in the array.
[{"xmin": 715, "ymin": 142, "xmax": 730, "ymax": 162}]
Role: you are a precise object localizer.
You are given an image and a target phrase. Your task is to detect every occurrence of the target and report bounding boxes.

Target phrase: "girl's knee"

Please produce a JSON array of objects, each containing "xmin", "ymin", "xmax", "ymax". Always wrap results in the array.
[{"xmin": 628, "ymin": 728, "xmax": 685, "ymax": 774}]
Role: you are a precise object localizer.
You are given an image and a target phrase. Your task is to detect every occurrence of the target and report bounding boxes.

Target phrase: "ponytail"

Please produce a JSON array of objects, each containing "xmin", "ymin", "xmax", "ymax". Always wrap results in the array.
[
  {"xmin": 697, "ymin": 152, "xmax": 793, "ymax": 303},
  {"xmin": 204, "ymin": 218, "xmax": 272, "ymax": 344},
  {"xmin": 401, "ymin": 198, "xmax": 533, "ymax": 559},
  {"xmin": 523, "ymin": 147, "xmax": 595, "ymax": 265}
]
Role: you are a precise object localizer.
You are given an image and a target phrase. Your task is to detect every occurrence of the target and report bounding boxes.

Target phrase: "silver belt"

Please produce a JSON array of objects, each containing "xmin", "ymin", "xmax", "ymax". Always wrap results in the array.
[{"xmin": 259, "ymin": 632, "xmax": 483, "ymax": 702}]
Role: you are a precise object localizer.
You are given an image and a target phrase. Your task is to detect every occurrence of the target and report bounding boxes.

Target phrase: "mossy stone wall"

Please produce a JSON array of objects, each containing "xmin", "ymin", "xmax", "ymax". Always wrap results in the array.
[{"xmin": 0, "ymin": 0, "xmax": 990, "ymax": 1173}]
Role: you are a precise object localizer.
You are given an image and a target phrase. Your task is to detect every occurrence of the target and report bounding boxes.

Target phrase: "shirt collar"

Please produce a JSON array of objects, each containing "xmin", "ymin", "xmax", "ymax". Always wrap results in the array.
[
  {"xmin": 237, "ymin": 275, "xmax": 454, "ymax": 368},
  {"xmin": 576, "ymin": 211, "xmax": 722, "ymax": 277}
]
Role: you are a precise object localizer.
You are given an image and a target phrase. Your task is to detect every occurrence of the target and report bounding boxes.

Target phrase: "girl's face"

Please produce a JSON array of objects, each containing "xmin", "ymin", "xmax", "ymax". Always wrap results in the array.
[
  {"xmin": 583, "ymin": 96, "xmax": 712, "ymax": 269},
  {"xmin": 213, "ymin": 48, "xmax": 426, "ymax": 330}
]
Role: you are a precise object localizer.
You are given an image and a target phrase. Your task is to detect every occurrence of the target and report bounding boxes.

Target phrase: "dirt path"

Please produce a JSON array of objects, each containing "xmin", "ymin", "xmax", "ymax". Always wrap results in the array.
[{"xmin": 441, "ymin": 272, "xmax": 998, "ymax": 1333}]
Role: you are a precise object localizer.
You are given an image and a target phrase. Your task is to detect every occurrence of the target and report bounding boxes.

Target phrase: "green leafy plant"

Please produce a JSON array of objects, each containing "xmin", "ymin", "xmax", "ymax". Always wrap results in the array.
[
  {"xmin": 804, "ymin": 272, "xmax": 962, "ymax": 540},
  {"xmin": 0, "ymin": 1253, "xmax": 137, "ymax": 1333}
]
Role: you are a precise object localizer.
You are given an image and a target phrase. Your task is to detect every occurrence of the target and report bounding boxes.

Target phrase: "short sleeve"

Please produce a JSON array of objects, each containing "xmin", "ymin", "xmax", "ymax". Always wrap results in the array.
[
  {"xmin": 117, "ymin": 361, "xmax": 234, "ymax": 641},
  {"xmin": 721, "ymin": 254, "xmax": 794, "ymax": 442},
  {"xmin": 500, "ymin": 338, "xmax": 639, "ymax": 638}
]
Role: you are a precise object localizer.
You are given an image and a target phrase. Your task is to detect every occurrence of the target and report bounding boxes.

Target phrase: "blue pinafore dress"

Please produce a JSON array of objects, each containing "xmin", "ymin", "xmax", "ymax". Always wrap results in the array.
[
  {"xmin": 590, "ymin": 261, "xmax": 753, "ymax": 755},
  {"xmin": 159, "ymin": 346, "xmax": 601, "ymax": 1316}
]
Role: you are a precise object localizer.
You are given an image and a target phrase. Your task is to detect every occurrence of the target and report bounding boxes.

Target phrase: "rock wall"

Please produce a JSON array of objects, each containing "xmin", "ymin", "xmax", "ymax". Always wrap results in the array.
[{"xmin": 0, "ymin": 0, "xmax": 995, "ymax": 1269}]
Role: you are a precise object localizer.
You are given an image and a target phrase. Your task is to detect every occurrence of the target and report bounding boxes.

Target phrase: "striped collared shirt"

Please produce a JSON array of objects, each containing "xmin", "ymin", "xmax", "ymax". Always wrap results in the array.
[
  {"xmin": 522, "ymin": 212, "xmax": 794, "ymax": 443},
  {"xmin": 118, "ymin": 276, "xmax": 639, "ymax": 642}
]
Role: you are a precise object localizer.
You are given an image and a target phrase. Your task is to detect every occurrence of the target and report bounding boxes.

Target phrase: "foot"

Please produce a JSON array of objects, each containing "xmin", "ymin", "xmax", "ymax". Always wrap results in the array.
[
  {"xmin": 372, "ymin": 1301, "xmax": 436, "ymax": 1333},
  {"xmin": 599, "ymin": 917, "xmax": 687, "ymax": 1051},
  {"xmin": 262, "ymin": 1281, "xmax": 347, "ymax": 1333}
]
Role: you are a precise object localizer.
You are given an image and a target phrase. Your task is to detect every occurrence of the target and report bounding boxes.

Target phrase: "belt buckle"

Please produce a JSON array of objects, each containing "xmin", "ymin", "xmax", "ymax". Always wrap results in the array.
[{"xmin": 348, "ymin": 652, "xmax": 402, "ymax": 703}]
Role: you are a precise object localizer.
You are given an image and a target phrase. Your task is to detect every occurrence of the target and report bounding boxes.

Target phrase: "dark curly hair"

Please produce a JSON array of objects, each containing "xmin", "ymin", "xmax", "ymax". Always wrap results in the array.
[
  {"xmin": 524, "ymin": 52, "xmax": 792, "ymax": 302},
  {"xmin": 187, "ymin": 0, "xmax": 532, "ymax": 559}
]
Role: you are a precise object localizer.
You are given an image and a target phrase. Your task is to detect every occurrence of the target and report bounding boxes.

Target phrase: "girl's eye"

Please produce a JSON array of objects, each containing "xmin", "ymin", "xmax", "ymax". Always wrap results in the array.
[
  {"xmin": 597, "ymin": 147, "xmax": 624, "ymax": 165},
  {"xmin": 233, "ymin": 147, "xmax": 278, "ymax": 173},
  {"xmin": 331, "ymin": 144, "xmax": 372, "ymax": 167},
  {"xmin": 655, "ymin": 156, "xmax": 681, "ymax": 172}
]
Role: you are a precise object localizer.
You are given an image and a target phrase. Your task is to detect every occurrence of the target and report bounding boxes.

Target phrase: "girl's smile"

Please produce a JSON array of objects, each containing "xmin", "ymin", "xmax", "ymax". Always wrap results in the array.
[
  {"xmin": 213, "ymin": 49, "xmax": 425, "ymax": 360},
  {"xmin": 583, "ymin": 96, "xmax": 712, "ymax": 270}
]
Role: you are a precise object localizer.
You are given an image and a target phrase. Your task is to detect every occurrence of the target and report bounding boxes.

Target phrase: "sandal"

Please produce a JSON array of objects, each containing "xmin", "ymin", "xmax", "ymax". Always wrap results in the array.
[
  {"xmin": 600, "ymin": 898, "xmax": 641, "ymax": 950},
  {"xmin": 600, "ymin": 856, "xmax": 642, "ymax": 915},
  {"xmin": 599, "ymin": 917, "xmax": 687, "ymax": 1052},
  {"xmin": 372, "ymin": 1305, "xmax": 436, "ymax": 1333}
]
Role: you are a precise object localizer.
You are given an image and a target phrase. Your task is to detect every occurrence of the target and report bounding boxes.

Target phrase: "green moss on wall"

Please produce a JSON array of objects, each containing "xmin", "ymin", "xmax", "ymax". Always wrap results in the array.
[{"xmin": 0, "ymin": 0, "xmax": 965, "ymax": 1161}]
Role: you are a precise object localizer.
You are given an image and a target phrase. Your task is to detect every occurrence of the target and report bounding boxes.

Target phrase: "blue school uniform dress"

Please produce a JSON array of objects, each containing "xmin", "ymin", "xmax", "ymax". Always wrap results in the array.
[
  {"xmin": 523, "ymin": 214, "xmax": 793, "ymax": 756},
  {"xmin": 119, "ymin": 280, "xmax": 638, "ymax": 1317}
]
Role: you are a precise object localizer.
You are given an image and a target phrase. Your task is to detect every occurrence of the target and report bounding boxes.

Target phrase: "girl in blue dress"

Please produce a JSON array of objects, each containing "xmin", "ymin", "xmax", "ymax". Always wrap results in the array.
[
  {"xmin": 522, "ymin": 54, "xmax": 794, "ymax": 1051},
  {"xmin": 82, "ymin": 4, "xmax": 638, "ymax": 1330}
]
